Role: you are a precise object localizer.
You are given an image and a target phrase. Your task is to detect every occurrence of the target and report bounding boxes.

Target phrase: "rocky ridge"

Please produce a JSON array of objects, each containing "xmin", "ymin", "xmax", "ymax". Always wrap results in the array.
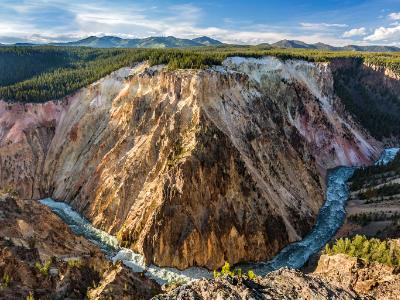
[
  {"xmin": 0, "ymin": 57, "xmax": 381, "ymax": 270},
  {"xmin": 154, "ymin": 269, "xmax": 358, "ymax": 300},
  {"xmin": 0, "ymin": 193, "xmax": 161, "ymax": 299},
  {"xmin": 155, "ymin": 253, "xmax": 400, "ymax": 300}
]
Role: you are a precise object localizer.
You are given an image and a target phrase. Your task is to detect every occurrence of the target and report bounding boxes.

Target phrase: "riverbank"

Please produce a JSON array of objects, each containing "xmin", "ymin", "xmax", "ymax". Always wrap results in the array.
[
  {"xmin": 40, "ymin": 149, "xmax": 399, "ymax": 283},
  {"xmin": 336, "ymin": 148, "xmax": 400, "ymax": 239}
]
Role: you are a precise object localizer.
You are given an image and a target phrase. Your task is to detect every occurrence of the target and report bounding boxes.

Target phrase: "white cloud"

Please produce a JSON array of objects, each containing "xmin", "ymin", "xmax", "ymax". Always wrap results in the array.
[
  {"xmin": 0, "ymin": 0, "xmax": 394, "ymax": 47},
  {"xmin": 300, "ymin": 22, "xmax": 348, "ymax": 30},
  {"xmin": 389, "ymin": 12, "xmax": 400, "ymax": 20},
  {"xmin": 342, "ymin": 27, "xmax": 367, "ymax": 37},
  {"xmin": 364, "ymin": 25, "xmax": 400, "ymax": 44}
]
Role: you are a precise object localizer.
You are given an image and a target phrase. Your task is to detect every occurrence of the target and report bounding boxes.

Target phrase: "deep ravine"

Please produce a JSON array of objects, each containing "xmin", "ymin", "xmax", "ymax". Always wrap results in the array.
[
  {"xmin": 1, "ymin": 57, "xmax": 383, "ymax": 270},
  {"xmin": 40, "ymin": 148, "xmax": 400, "ymax": 284}
]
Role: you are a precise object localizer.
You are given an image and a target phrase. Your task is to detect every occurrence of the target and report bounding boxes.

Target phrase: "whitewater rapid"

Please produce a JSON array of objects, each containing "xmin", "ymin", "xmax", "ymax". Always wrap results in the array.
[
  {"xmin": 39, "ymin": 198, "xmax": 211, "ymax": 284},
  {"xmin": 40, "ymin": 148, "xmax": 399, "ymax": 284}
]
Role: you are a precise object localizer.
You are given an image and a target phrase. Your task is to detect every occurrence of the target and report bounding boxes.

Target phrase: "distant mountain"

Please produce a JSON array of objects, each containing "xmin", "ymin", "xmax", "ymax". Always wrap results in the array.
[
  {"xmin": 270, "ymin": 39, "xmax": 400, "ymax": 52},
  {"xmin": 0, "ymin": 42, "xmax": 37, "ymax": 47},
  {"xmin": 272, "ymin": 40, "xmax": 313, "ymax": 49},
  {"xmin": 135, "ymin": 36, "xmax": 200, "ymax": 48},
  {"xmin": 14, "ymin": 43, "xmax": 37, "ymax": 47},
  {"xmin": 312, "ymin": 42, "xmax": 339, "ymax": 51},
  {"xmin": 2, "ymin": 36, "xmax": 399, "ymax": 52},
  {"xmin": 192, "ymin": 36, "xmax": 223, "ymax": 46},
  {"xmin": 52, "ymin": 35, "xmax": 223, "ymax": 48},
  {"xmin": 58, "ymin": 36, "xmax": 131, "ymax": 48},
  {"xmin": 254, "ymin": 43, "xmax": 272, "ymax": 50},
  {"xmin": 342, "ymin": 45, "xmax": 400, "ymax": 52}
]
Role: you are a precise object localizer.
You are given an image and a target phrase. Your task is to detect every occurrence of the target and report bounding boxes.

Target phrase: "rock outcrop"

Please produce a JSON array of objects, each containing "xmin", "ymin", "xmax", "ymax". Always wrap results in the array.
[
  {"xmin": 0, "ymin": 193, "xmax": 160, "ymax": 299},
  {"xmin": 315, "ymin": 254, "xmax": 400, "ymax": 299},
  {"xmin": 156, "ymin": 253, "xmax": 400, "ymax": 300},
  {"xmin": 0, "ymin": 57, "xmax": 381, "ymax": 270},
  {"xmin": 0, "ymin": 101, "xmax": 66, "ymax": 199},
  {"xmin": 87, "ymin": 262, "xmax": 162, "ymax": 300},
  {"xmin": 153, "ymin": 268, "xmax": 358, "ymax": 300}
]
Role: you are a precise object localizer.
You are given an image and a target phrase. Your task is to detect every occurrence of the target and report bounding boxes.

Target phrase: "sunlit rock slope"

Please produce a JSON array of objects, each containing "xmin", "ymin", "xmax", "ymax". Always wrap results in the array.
[{"xmin": 0, "ymin": 57, "xmax": 382, "ymax": 269}]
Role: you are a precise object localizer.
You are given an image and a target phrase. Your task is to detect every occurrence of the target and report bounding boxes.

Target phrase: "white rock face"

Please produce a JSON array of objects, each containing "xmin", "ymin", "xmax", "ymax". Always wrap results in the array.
[{"xmin": 223, "ymin": 57, "xmax": 380, "ymax": 172}]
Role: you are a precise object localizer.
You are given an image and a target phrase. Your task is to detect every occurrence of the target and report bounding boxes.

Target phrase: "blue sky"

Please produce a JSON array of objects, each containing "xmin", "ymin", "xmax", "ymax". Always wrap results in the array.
[{"xmin": 1, "ymin": 0, "xmax": 400, "ymax": 45}]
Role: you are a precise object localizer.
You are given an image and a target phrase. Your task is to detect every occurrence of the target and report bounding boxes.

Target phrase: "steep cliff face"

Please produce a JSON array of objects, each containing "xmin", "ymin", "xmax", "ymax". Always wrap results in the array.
[
  {"xmin": 0, "ymin": 101, "xmax": 67, "ymax": 198},
  {"xmin": 0, "ymin": 194, "xmax": 160, "ymax": 300},
  {"xmin": 223, "ymin": 57, "xmax": 379, "ymax": 174},
  {"xmin": 0, "ymin": 57, "xmax": 382, "ymax": 269},
  {"xmin": 331, "ymin": 59, "xmax": 400, "ymax": 141},
  {"xmin": 315, "ymin": 253, "xmax": 400, "ymax": 298}
]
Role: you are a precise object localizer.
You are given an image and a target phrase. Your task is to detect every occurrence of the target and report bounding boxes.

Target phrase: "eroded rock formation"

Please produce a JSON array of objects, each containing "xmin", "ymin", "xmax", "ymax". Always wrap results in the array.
[
  {"xmin": 0, "ymin": 57, "xmax": 382, "ymax": 269},
  {"xmin": 156, "ymin": 253, "xmax": 400, "ymax": 300},
  {"xmin": 0, "ymin": 101, "xmax": 66, "ymax": 198},
  {"xmin": 154, "ymin": 269, "xmax": 358, "ymax": 300},
  {"xmin": 315, "ymin": 253, "xmax": 400, "ymax": 298},
  {"xmin": 0, "ymin": 193, "xmax": 160, "ymax": 299}
]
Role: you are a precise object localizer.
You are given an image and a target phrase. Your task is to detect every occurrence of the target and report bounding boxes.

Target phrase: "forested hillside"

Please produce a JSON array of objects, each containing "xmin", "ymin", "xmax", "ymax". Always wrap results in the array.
[
  {"xmin": 343, "ymin": 152, "xmax": 400, "ymax": 238},
  {"xmin": 1, "ymin": 46, "xmax": 400, "ymax": 140},
  {"xmin": 351, "ymin": 152, "xmax": 400, "ymax": 191},
  {"xmin": 0, "ymin": 47, "xmax": 152, "ymax": 102},
  {"xmin": 0, "ymin": 47, "xmax": 73, "ymax": 87}
]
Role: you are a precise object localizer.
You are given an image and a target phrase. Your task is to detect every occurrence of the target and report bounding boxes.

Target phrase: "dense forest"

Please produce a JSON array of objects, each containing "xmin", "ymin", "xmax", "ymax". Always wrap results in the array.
[
  {"xmin": 0, "ymin": 47, "xmax": 152, "ymax": 102},
  {"xmin": 0, "ymin": 47, "xmax": 74, "ymax": 87},
  {"xmin": 1, "ymin": 46, "xmax": 400, "ymax": 139}
]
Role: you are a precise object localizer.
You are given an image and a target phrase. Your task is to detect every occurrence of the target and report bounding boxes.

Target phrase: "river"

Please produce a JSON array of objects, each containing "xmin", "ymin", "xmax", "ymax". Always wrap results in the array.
[{"xmin": 40, "ymin": 148, "xmax": 399, "ymax": 284}]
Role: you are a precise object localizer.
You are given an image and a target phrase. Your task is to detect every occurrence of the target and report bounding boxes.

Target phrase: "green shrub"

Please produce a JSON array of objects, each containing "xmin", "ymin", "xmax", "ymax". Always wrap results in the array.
[
  {"xmin": 247, "ymin": 270, "xmax": 256, "ymax": 280},
  {"xmin": 67, "ymin": 259, "xmax": 82, "ymax": 268},
  {"xmin": 1, "ymin": 273, "xmax": 11, "ymax": 288},
  {"xmin": 213, "ymin": 261, "xmax": 256, "ymax": 280},
  {"xmin": 35, "ymin": 260, "xmax": 51, "ymax": 276},
  {"xmin": 324, "ymin": 235, "xmax": 400, "ymax": 266},
  {"xmin": 26, "ymin": 291, "xmax": 35, "ymax": 300},
  {"xmin": 221, "ymin": 262, "xmax": 235, "ymax": 277}
]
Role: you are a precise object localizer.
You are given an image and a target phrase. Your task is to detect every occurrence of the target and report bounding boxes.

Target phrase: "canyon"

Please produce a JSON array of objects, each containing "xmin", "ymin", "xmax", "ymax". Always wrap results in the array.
[
  {"xmin": 0, "ymin": 193, "xmax": 161, "ymax": 299},
  {"xmin": 2, "ymin": 192, "xmax": 400, "ymax": 299},
  {"xmin": 0, "ymin": 57, "xmax": 384, "ymax": 272}
]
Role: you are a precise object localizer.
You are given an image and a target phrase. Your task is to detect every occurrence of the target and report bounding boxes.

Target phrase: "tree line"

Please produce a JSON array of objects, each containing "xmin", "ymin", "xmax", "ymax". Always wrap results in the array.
[
  {"xmin": 324, "ymin": 235, "xmax": 400, "ymax": 266},
  {"xmin": 1, "ymin": 46, "xmax": 399, "ymax": 141}
]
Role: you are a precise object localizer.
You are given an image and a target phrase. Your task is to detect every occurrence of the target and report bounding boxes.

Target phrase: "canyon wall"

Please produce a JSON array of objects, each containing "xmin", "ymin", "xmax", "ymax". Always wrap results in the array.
[
  {"xmin": 0, "ymin": 58, "xmax": 382, "ymax": 269},
  {"xmin": 0, "ymin": 101, "xmax": 67, "ymax": 198},
  {"xmin": 330, "ymin": 58, "xmax": 400, "ymax": 142}
]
